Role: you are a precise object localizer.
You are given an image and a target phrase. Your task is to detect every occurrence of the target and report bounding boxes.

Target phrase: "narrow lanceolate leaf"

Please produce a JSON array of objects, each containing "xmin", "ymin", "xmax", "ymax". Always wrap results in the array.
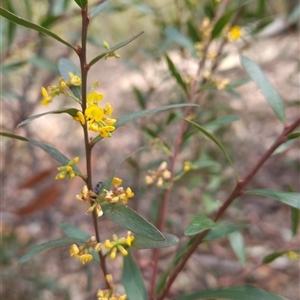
[
  {"xmin": 73, "ymin": 0, "xmax": 87, "ymax": 8},
  {"xmin": 90, "ymin": 0, "xmax": 112, "ymax": 18},
  {"xmin": 122, "ymin": 252, "xmax": 148, "ymax": 300},
  {"xmin": 228, "ymin": 231, "xmax": 247, "ymax": 266},
  {"xmin": 58, "ymin": 58, "xmax": 82, "ymax": 99},
  {"xmin": 291, "ymin": 207, "xmax": 300, "ymax": 236},
  {"xmin": 204, "ymin": 223, "xmax": 247, "ymax": 241},
  {"xmin": 58, "ymin": 223, "xmax": 90, "ymax": 240},
  {"xmin": 0, "ymin": 7, "xmax": 76, "ymax": 50},
  {"xmin": 102, "ymin": 203, "xmax": 164, "ymax": 241},
  {"xmin": 184, "ymin": 214, "xmax": 216, "ymax": 236},
  {"xmin": 287, "ymin": 132, "xmax": 300, "ymax": 140},
  {"xmin": 174, "ymin": 286, "xmax": 288, "ymax": 300},
  {"xmin": 0, "ymin": 132, "xmax": 82, "ymax": 174},
  {"xmin": 17, "ymin": 108, "xmax": 79, "ymax": 127},
  {"xmin": 89, "ymin": 31, "xmax": 144, "ymax": 67},
  {"xmin": 132, "ymin": 233, "xmax": 179, "ymax": 249},
  {"xmin": 240, "ymin": 55, "xmax": 285, "ymax": 123},
  {"xmin": 19, "ymin": 237, "xmax": 86, "ymax": 263},
  {"xmin": 165, "ymin": 54, "xmax": 188, "ymax": 94},
  {"xmin": 245, "ymin": 189, "xmax": 300, "ymax": 209},
  {"xmin": 91, "ymin": 103, "xmax": 198, "ymax": 145},
  {"xmin": 184, "ymin": 119, "xmax": 238, "ymax": 178},
  {"xmin": 262, "ymin": 251, "xmax": 286, "ymax": 264}
]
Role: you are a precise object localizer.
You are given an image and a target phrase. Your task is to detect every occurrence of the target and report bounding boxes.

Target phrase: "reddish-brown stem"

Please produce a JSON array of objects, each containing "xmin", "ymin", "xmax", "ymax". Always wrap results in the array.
[
  {"xmin": 78, "ymin": 5, "xmax": 109, "ymax": 288},
  {"xmin": 156, "ymin": 117, "xmax": 300, "ymax": 300}
]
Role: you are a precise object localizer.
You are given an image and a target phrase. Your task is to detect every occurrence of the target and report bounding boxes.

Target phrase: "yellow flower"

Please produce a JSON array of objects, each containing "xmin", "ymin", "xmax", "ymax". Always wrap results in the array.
[
  {"xmin": 73, "ymin": 111, "xmax": 85, "ymax": 125},
  {"xmin": 85, "ymin": 104, "xmax": 104, "ymax": 122},
  {"xmin": 70, "ymin": 244, "xmax": 80, "ymax": 257},
  {"xmin": 55, "ymin": 157, "xmax": 79, "ymax": 180},
  {"xmin": 98, "ymin": 125, "xmax": 116, "ymax": 138},
  {"xmin": 68, "ymin": 72, "xmax": 82, "ymax": 86},
  {"xmin": 79, "ymin": 253, "xmax": 93, "ymax": 265},
  {"xmin": 227, "ymin": 25, "xmax": 242, "ymax": 42},
  {"xmin": 184, "ymin": 161, "xmax": 191, "ymax": 172},
  {"xmin": 87, "ymin": 91, "xmax": 104, "ymax": 105},
  {"xmin": 112, "ymin": 177, "xmax": 123, "ymax": 186},
  {"xmin": 40, "ymin": 87, "xmax": 53, "ymax": 106},
  {"xmin": 104, "ymin": 103, "xmax": 113, "ymax": 116}
]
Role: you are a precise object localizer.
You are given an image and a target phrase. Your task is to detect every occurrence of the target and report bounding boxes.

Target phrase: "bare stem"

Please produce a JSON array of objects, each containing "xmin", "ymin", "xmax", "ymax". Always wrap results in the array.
[{"xmin": 156, "ymin": 117, "xmax": 300, "ymax": 300}]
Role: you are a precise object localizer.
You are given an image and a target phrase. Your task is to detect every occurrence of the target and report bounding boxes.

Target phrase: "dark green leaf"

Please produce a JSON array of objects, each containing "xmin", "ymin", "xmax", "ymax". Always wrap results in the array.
[
  {"xmin": 102, "ymin": 203, "xmax": 164, "ymax": 241},
  {"xmin": 184, "ymin": 119, "xmax": 238, "ymax": 178},
  {"xmin": 5, "ymin": 0, "xmax": 16, "ymax": 49},
  {"xmin": 0, "ymin": 7, "xmax": 76, "ymax": 50},
  {"xmin": 19, "ymin": 237, "xmax": 86, "ymax": 263},
  {"xmin": 0, "ymin": 132, "xmax": 82, "ymax": 174},
  {"xmin": 58, "ymin": 58, "xmax": 82, "ymax": 99},
  {"xmin": 73, "ymin": 0, "xmax": 87, "ymax": 8},
  {"xmin": 228, "ymin": 231, "xmax": 247, "ymax": 266},
  {"xmin": 58, "ymin": 223, "xmax": 90, "ymax": 240},
  {"xmin": 291, "ymin": 207, "xmax": 300, "ymax": 236},
  {"xmin": 240, "ymin": 55, "xmax": 285, "ymax": 123},
  {"xmin": 165, "ymin": 54, "xmax": 188, "ymax": 94},
  {"xmin": 245, "ymin": 189, "xmax": 300, "ymax": 209},
  {"xmin": 164, "ymin": 27, "xmax": 196, "ymax": 56},
  {"xmin": 204, "ymin": 223, "xmax": 247, "ymax": 241},
  {"xmin": 122, "ymin": 252, "xmax": 148, "ymax": 300},
  {"xmin": 287, "ymin": 132, "xmax": 300, "ymax": 140},
  {"xmin": 211, "ymin": 10, "xmax": 233, "ymax": 39},
  {"xmin": 184, "ymin": 214, "xmax": 216, "ymax": 236},
  {"xmin": 132, "ymin": 233, "xmax": 179, "ymax": 249},
  {"xmin": 90, "ymin": 0, "xmax": 112, "ymax": 18},
  {"xmin": 174, "ymin": 286, "xmax": 287, "ymax": 300},
  {"xmin": 262, "ymin": 251, "xmax": 285, "ymax": 264},
  {"xmin": 89, "ymin": 31, "xmax": 144, "ymax": 67},
  {"xmin": 17, "ymin": 108, "xmax": 79, "ymax": 127}
]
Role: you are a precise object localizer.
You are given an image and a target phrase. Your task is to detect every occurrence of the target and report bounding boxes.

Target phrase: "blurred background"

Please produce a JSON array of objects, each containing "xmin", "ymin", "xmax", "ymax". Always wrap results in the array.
[{"xmin": 1, "ymin": 0, "xmax": 299, "ymax": 299}]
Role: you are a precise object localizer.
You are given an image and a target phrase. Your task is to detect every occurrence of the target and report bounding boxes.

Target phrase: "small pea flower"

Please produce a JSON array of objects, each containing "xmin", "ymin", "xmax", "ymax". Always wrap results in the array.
[
  {"xmin": 67, "ymin": 72, "xmax": 82, "ymax": 86},
  {"xmin": 104, "ymin": 232, "xmax": 135, "ymax": 260},
  {"xmin": 55, "ymin": 157, "xmax": 79, "ymax": 180},
  {"xmin": 145, "ymin": 161, "xmax": 171, "ymax": 187},
  {"xmin": 73, "ymin": 111, "xmax": 86, "ymax": 125},
  {"xmin": 97, "ymin": 274, "xmax": 127, "ymax": 300},
  {"xmin": 227, "ymin": 25, "xmax": 242, "ymax": 42}
]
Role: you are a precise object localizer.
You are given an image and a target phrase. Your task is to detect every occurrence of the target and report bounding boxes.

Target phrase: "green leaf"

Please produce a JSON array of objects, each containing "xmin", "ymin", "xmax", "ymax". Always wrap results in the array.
[
  {"xmin": 89, "ymin": 31, "xmax": 144, "ymax": 67},
  {"xmin": 17, "ymin": 108, "xmax": 79, "ymax": 127},
  {"xmin": 164, "ymin": 27, "xmax": 196, "ymax": 56},
  {"xmin": 0, "ymin": 61, "xmax": 27, "ymax": 73},
  {"xmin": 262, "ymin": 251, "xmax": 286, "ymax": 264},
  {"xmin": 19, "ymin": 237, "xmax": 86, "ymax": 263},
  {"xmin": 287, "ymin": 132, "xmax": 300, "ymax": 140},
  {"xmin": 0, "ymin": 7, "xmax": 76, "ymax": 50},
  {"xmin": 245, "ymin": 189, "xmax": 300, "ymax": 209},
  {"xmin": 174, "ymin": 286, "xmax": 287, "ymax": 300},
  {"xmin": 73, "ymin": 0, "xmax": 87, "ymax": 8},
  {"xmin": 132, "ymin": 233, "xmax": 179, "ymax": 249},
  {"xmin": 184, "ymin": 119, "xmax": 238, "ymax": 178},
  {"xmin": 58, "ymin": 58, "xmax": 82, "ymax": 99},
  {"xmin": 204, "ymin": 223, "xmax": 247, "ymax": 241},
  {"xmin": 90, "ymin": 0, "xmax": 112, "ymax": 18},
  {"xmin": 102, "ymin": 203, "xmax": 164, "ymax": 241},
  {"xmin": 291, "ymin": 207, "xmax": 300, "ymax": 236},
  {"xmin": 122, "ymin": 252, "xmax": 148, "ymax": 300},
  {"xmin": 205, "ymin": 115, "xmax": 240, "ymax": 131},
  {"xmin": 228, "ymin": 231, "xmax": 247, "ymax": 266},
  {"xmin": 0, "ymin": 132, "xmax": 82, "ymax": 174},
  {"xmin": 288, "ymin": 3, "xmax": 300, "ymax": 24},
  {"xmin": 58, "ymin": 223, "xmax": 90, "ymax": 240},
  {"xmin": 91, "ymin": 103, "xmax": 198, "ymax": 145},
  {"xmin": 240, "ymin": 55, "xmax": 285, "ymax": 123},
  {"xmin": 165, "ymin": 54, "xmax": 188, "ymax": 94},
  {"xmin": 211, "ymin": 10, "xmax": 233, "ymax": 39},
  {"xmin": 272, "ymin": 140, "xmax": 294, "ymax": 155},
  {"xmin": 184, "ymin": 214, "xmax": 216, "ymax": 236}
]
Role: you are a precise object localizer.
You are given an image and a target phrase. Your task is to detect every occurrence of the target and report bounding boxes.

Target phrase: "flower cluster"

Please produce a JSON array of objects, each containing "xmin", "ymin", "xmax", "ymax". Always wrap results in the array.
[
  {"xmin": 102, "ymin": 177, "xmax": 134, "ymax": 205},
  {"xmin": 41, "ymin": 72, "xmax": 81, "ymax": 105},
  {"xmin": 69, "ymin": 236, "xmax": 101, "ymax": 265},
  {"xmin": 55, "ymin": 157, "xmax": 80, "ymax": 180},
  {"xmin": 104, "ymin": 231, "xmax": 135, "ymax": 260},
  {"xmin": 76, "ymin": 185, "xmax": 103, "ymax": 217},
  {"xmin": 145, "ymin": 161, "xmax": 171, "ymax": 187},
  {"xmin": 97, "ymin": 274, "xmax": 127, "ymax": 300}
]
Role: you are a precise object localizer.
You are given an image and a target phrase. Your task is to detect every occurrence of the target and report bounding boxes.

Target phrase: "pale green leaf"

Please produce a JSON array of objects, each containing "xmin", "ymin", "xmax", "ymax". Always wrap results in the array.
[
  {"xmin": 184, "ymin": 214, "xmax": 216, "ymax": 236},
  {"xmin": 240, "ymin": 55, "xmax": 285, "ymax": 123},
  {"xmin": 228, "ymin": 231, "xmax": 247, "ymax": 266},
  {"xmin": 19, "ymin": 237, "xmax": 86, "ymax": 263},
  {"xmin": 90, "ymin": 0, "xmax": 112, "ymax": 18},
  {"xmin": 204, "ymin": 223, "xmax": 247, "ymax": 241},
  {"xmin": 245, "ymin": 189, "xmax": 300, "ymax": 209},
  {"xmin": 58, "ymin": 223, "xmax": 90, "ymax": 240},
  {"xmin": 132, "ymin": 233, "xmax": 179, "ymax": 249}
]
